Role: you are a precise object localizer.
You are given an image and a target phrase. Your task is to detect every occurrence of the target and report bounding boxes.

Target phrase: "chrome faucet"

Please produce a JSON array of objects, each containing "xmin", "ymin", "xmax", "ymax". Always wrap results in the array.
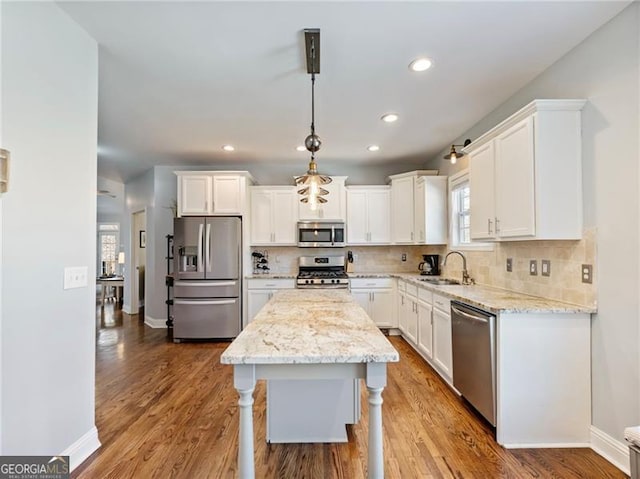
[{"xmin": 443, "ymin": 251, "xmax": 474, "ymax": 285}]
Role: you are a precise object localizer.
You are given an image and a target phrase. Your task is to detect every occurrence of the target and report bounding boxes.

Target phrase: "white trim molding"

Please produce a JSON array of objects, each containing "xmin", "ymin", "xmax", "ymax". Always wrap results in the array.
[
  {"xmin": 144, "ymin": 314, "xmax": 167, "ymax": 329},
  {"xmin": 590, "ymin": 425, "xmax": 630, "ymax": 475},
  {"xmin": 61, "ymin": 426, "xmax": 101, "ymax": 472}
]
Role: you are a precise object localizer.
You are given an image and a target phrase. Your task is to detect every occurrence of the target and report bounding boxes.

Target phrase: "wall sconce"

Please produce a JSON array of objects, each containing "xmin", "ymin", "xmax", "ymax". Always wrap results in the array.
[
  {"xmin": 443, "ymin": 139, "xmax": 472, "ymax": 165},
  {"xmin": 0, "ymin": 149, "xmax": 10, "ymax": 193}
]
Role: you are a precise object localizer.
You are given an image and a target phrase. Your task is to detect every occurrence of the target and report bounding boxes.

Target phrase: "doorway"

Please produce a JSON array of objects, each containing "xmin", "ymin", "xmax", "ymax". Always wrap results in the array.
[{"xmin": 131, "ymin": 210, "xmax": 146, "ymax": 314}]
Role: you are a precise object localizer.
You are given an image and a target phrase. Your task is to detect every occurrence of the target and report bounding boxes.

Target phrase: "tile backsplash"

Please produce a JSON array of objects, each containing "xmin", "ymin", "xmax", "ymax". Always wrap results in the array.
[{"xmin": 251, "ymin": 228, "xmax": 596, "ymax": 308}]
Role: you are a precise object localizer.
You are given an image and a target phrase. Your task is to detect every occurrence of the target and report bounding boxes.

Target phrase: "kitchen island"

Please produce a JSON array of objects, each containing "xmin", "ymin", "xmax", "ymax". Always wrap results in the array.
[{"xmin": 221, "ymin": 289, "xmax": 399, "ymax": 479}]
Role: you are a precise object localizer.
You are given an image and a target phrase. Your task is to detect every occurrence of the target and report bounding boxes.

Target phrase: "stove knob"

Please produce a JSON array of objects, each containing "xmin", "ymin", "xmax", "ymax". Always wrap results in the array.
[
  {"xmin": 320, "ymin": 279, "xmax": 325, "ymax": 284},
  {"xmin": 331, "ymin": 279, "xmax": 336, "ymax": 283},
  {"xmin": 305, "ymin": 279, "xmax": 310, "ymax": 284}
]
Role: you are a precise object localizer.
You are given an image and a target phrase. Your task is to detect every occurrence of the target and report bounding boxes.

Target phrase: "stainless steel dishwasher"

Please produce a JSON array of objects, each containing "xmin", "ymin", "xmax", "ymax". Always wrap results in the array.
[{"xmin": 451, "ymin": 301, "xmax": 497, "ymax": 426}]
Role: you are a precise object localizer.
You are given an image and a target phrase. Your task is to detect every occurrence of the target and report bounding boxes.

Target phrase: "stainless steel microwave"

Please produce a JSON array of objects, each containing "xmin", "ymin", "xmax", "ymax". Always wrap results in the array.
[{"xmin": 297, "ymin": 221, "xmax": 345, "ymax": 248}]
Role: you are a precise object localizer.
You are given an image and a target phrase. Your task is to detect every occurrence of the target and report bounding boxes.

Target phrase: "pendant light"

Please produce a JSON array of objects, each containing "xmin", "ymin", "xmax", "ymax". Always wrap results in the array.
[
  {"xmin": 443, "ymin": 139, "xmax": 472, "ymax": 165},
  {"xmin": 295, "ymin": 29, "xmax": 331, "ymax": 211}
]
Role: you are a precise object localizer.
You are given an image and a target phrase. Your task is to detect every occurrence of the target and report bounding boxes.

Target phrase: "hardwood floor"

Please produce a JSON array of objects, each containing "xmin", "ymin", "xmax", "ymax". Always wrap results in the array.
[{"xmin": 75, "ymin": 302, "xmax": 626, "ymax": 478}]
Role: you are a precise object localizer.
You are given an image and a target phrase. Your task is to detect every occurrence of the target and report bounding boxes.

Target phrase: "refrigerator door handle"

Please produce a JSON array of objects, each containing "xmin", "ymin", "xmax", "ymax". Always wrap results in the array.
[
  {"xmin": 205, "ymin": 223, "xmax": 212, "ymax": 272},
  {"xmin": 174, "ymin": 281, "xmax": 237, "ymax": 287},
  {"xmin": 197, "ymin": 223, "xmax": 204, "ymax": 272},
  {"xmin": 174, "ymin": 299, "xmax": 237, "ymax": 306}
]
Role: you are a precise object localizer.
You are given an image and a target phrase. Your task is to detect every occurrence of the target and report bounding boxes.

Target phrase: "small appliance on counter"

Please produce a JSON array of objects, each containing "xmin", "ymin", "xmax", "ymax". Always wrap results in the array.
[{"xmin": 419, "ymin": 254, "xmax": 440, "ymax": 276}]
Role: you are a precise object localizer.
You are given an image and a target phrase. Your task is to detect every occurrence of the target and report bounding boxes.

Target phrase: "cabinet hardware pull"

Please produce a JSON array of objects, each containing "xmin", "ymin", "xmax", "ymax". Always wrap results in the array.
[
  {"xmin": 488, "ymin": 218, "xmax": 493, "ymax": 235},
  {"xmin": 410, "ymin": 231, "xmax": 414, "ymax": 241},
  {"xmin": 495, "ymin": 218, "xmax": 500, "ymax": 234}
]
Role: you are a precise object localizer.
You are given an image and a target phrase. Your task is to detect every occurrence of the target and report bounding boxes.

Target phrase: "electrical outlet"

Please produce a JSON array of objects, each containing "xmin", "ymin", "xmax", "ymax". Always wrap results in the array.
[
  {"xmin": 64, "ymin": 266, "xmax": 88, "ymax": 290},
  {"xmin": 401, "ymin": 253, "xmax": 407, "ymax": 262},
  {"xmin": 506, "ymin": 258, "xmax": 513, "ymax": 272},
  {"xmin": 529, "ymin": 260, "xmax": 538, "ymax": 276},
  {"xmin": 541, "ymin": 260, "xmax": 551, "ymax": 277},
  {"xmin": 582, "ymin": 264, "xmax": 593, "ymax": 284}
]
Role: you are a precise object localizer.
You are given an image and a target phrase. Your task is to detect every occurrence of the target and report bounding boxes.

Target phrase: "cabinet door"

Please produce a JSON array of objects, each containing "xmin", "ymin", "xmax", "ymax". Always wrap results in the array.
[
  {"xmin": 180, "ymin": 175, "xmax": 212, "ymax": 215},
  {"xmin": 250, "ymin": 190, "xmax": 273, "ymax": 245},
  {"xmin": 212, "ymin": 175, "xmax": 242, "ymax": 214},
  {"xmin": 397, "ymin": 290, "xmax": 408, "ymax": 334},
  {"xmin": 346, "ymin": 190, "xmax": 368, "ymax": 244},
  {"xmin": 417, "ymin": 300, "xmax": 433, "ymax": 359},
  {"xmin": 299, "ymin": 179, "xmax": 344, "ymax": 221},
  {"xmin": 368, "ymin": 189, "xmax": 391, "ymax": 244},
  {"xmin": 414, "ymin": 179, "xmax": 426, "ymax": 243},
  {"xmin": 351, "ymin": 290, "xmax": 371, "ymax": 315},
  {"xmin": 405, "ymin": 297, "xmax": 419, "ymax": 345},
  {"xmin": 370, "ymin": 289, "xmax": 396, "ymax": 328},
  {"xmin": 272, "ymin": 190, "xmax": 297, "ymax": 244},
  {"xmin": 469, "ymin": 142, "xmax": 497, "ymax": 240},
  {"xmin": 247, "ymin": 290, "xmax": 273, "ymax": 323},
  {"xmin": 433, "ymin": 307, "xmax": 452, "ymax": 379},
  {"xmin": 495, "ymin": 116, "xmax": 535, "ymax": 238},
  {"xmin": 391, "ymin": 177, "xmax": 415, "ymax": 243}
]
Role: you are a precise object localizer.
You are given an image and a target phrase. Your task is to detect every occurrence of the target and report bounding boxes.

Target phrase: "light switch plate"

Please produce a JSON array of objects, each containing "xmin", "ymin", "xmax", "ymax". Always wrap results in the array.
[
  {"xmin": 529, "ymin": 260, "xmax": 538, "ymax": 276},
  {"xmin": 541, "ymin": 260, "xmax": 551, "ymax": 277},
  {"xmin": 582, "ymin": 264, "xmax": 593, "ymax": 284},
  {"xmin": 64, "ymin": 266, "xmax": 88, "ymax": 290},
  {"xmin": 506, "ymin": 258, "xmax": 513, "ymax": 272}
]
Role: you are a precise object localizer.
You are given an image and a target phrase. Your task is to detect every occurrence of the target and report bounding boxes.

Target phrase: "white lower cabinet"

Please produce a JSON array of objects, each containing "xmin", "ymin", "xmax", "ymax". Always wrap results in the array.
[
  {"xmin": 416, "ymin": 290, "xmax": 433, "ymax": 360},
  {"xmin": 432, "ymin": 293, "xmax": 452, "ymax": 381},
  {"xmin": 247, "ymin": 278, "xmax": 295, "ymax": 324},
  {"xmin": 397, "ymin": 280, "xmax": 453, "ymax": 385},
  {"xmin": 350, "ymin": 278, "xmax": 397, "ymax": 328}
]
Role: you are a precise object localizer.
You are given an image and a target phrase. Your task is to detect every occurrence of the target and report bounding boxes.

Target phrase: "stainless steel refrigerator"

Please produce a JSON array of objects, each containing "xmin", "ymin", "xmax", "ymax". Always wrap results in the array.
[{"xmin": 173, "ymin": 216, "xmax": 241, "ymax": 341}]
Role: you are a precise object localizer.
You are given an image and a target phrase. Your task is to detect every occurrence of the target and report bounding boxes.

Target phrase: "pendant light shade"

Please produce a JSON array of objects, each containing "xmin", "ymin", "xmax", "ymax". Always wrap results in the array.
[{"xmin": 296, "ymin": 28, "xmax": 331, "ymax": 210}]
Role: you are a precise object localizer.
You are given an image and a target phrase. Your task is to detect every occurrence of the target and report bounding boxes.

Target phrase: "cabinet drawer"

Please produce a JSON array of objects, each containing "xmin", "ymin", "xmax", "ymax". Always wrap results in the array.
[
  {"xmin": 418, "ymin": 287, "xmax": 433, "ymax": 304},
  {"xmin": 432, "ymin": 293, "xmax": 450, "ymax": 312},
  {"xmin": 248, "ymin": 278, "xmax": 295, "ymax": 290},
  {"xmin": 405, "ymin": 283, "xmax": 418, "ymax": 298},
  {"xmin": 350, "ymin": 277, "xmax": 394, "ymax": 289}
]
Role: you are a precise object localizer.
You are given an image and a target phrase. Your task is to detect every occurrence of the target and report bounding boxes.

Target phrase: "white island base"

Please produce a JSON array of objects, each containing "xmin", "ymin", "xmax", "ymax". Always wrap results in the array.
[{"xmin": 267, "ymin": 379, "xmax": 360, "ymax": 443}]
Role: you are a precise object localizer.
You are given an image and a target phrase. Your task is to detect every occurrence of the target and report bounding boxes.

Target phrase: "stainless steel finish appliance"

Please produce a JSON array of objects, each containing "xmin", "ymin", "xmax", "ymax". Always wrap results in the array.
[
  {"xmin": 173, "ymin": 216, "xmax": 241, "ymax": 340},
  {"xmin": 297, "ymin": 221, "xmax": 345, "ymax": 248},
  {"xmin": 296, "ymin": 255, "xmax": 349, "ymax": 289},
  {"xmin": 419, "ymin": 254, "xmax": 440, "ymax": 276},
  {"xmin": 451, "ymin": 301, "xmax": 497, "ymax": 426}
]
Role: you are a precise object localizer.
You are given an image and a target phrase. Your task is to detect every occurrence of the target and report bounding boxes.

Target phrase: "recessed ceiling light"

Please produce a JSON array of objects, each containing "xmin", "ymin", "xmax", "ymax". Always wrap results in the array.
[
  {"xmin": 222, "ymin": 145, "xmax": 235, "ymax": 152},
  {"xmin": 409, "ymin": 57, "xmax": 433, "ymax": 72},
  {"xmin": 296, "ymin": 145, "xmax": 306, "ymax": 152},
  {"xmin": 367, "ymin": 145, "xmax": 380, "ymax": 152},
  {"xmin": 381, "ymin": 113, "xmax": 399, "ymax": 123}
]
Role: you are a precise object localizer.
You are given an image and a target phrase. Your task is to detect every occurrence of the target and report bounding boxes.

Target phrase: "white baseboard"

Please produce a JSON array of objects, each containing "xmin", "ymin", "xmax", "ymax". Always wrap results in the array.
[
  {"xmin": 144, "ymin": 314, "xmax": 167, "ymax": 329},
  {"xmin": 503, "ymin": 441, "xmax": 591, "ymax": 449},
  {"xmin": 590, "ymin": 425, "xmax": 630, "ymax": 475},
  {"xmin": 61, "ymin": 425, "xmax": 101, "ymax": 472}
]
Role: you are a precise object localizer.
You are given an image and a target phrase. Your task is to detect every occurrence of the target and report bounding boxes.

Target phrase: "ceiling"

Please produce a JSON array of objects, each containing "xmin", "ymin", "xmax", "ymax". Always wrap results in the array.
[{"xmin": 59, "ymin": 1, "xmax": 630, "ymax": 183}]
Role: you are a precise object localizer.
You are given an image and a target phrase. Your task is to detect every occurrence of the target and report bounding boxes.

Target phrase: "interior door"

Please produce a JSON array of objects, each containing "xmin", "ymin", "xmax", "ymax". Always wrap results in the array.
[
  {"xmin": 174, "ymin": 217, "xmax": 205, "ymax": 280},
  {"xmin": 205, "ymin": 217, "xmax": 241, "ymax": 280}
]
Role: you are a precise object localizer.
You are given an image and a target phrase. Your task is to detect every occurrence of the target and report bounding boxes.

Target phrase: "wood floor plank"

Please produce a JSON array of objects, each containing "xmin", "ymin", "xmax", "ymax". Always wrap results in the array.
[{"xmin": 73, "ymin": 303, "xmax": 627, "ymax": 479}]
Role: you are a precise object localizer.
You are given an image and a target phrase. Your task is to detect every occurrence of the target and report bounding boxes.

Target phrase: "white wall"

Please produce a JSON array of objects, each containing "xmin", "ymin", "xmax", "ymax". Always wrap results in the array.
[
  {"xmin": 426, "ymin": 3, "xmax": 640, "ymax": 452},
  {"xmin": 1, "ymin": 1, "xmax": 100, "ymax": 467}
]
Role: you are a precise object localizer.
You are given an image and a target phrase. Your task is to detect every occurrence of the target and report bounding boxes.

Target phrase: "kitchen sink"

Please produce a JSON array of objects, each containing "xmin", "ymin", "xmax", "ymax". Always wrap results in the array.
[{"xmin": 418, "ymin": 278, "xmax": 461, "ymax": 286}]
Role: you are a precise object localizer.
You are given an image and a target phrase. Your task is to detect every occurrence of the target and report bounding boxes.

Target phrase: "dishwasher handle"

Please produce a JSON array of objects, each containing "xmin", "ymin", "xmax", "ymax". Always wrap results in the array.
[{"xmin": 451, "ymin": 304, "xmax": 490, "ymax": 323}]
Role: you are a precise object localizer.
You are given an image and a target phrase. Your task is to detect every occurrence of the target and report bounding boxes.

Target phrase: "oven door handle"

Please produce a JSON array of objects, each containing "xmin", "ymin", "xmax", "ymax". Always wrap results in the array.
[{"xmin": 331, "ymin": 226, "xmax": 335, "ymax": 246}]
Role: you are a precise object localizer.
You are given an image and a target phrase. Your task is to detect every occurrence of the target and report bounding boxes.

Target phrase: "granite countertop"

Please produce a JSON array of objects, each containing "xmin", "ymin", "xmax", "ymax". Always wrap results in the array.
[
  {"xmin": 348, "ymin": 272, "xmax": 595, "ymax": 314},
  {"xmin": 245, "ymin": 274, "xmax": 297, "ymax": 279},
  {"xmin": 220, "ymin": 289, "xmax": 400, "ymax": 365}
]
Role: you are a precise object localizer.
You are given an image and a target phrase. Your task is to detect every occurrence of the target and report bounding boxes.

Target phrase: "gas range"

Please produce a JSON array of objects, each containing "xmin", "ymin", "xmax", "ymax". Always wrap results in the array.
[{"xmin": 296, "ymin": 255, "xmax": 350, "ymax": 289}]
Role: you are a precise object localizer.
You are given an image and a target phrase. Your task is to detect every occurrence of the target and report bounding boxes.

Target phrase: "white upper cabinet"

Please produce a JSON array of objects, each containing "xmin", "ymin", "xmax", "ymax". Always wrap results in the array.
[
  {"xmin": 389, "ymin": 171, "xmax": 446, "ymax": 245},
  {"xmin": 346, "ymin": 186, "xmax": 390, "ymax": 245},
  {"xmin": 250, "ymin": 186, "xmax": 297, "ymax": 246},
  {"xmin": 467, "ymin": 99, "xmax": 586, "ymax": 241},
  {"xmin": 176, "ymin": 171, "xmax": 253, "ymax": 217},
  {"xmin": 298, "ymin": 176, "xmax": 347, "ymax": 221}
]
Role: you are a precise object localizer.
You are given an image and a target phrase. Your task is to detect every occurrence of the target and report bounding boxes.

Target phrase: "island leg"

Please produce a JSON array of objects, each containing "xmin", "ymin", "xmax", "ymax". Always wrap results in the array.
[
  {"xmin": 234, "ymin": 364, "xmax": 256, "ymax": 479},
  {"xmin": 366, "ymin": 362, "xmax": 387, "ymax": 479}
]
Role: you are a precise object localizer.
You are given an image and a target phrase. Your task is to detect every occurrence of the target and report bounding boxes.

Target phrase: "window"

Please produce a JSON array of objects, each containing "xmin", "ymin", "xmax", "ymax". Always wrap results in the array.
[
  {"xmin": 98, "ymin": 224, "xmax": 120, "ymax": 276},
  {"xmin": 449, "ymin": 171, "xmax": 493, "ymax": 251}
]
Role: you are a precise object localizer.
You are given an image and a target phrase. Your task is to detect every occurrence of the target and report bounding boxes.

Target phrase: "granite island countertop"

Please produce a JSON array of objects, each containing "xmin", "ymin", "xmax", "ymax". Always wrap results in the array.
[
  {"xmin": 349, "ymin": 272, "xmax": 596, "ymax": 314},
  {"xmin": 221, "ymin": 289, "xmax": 399, "ymax": 365}
]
